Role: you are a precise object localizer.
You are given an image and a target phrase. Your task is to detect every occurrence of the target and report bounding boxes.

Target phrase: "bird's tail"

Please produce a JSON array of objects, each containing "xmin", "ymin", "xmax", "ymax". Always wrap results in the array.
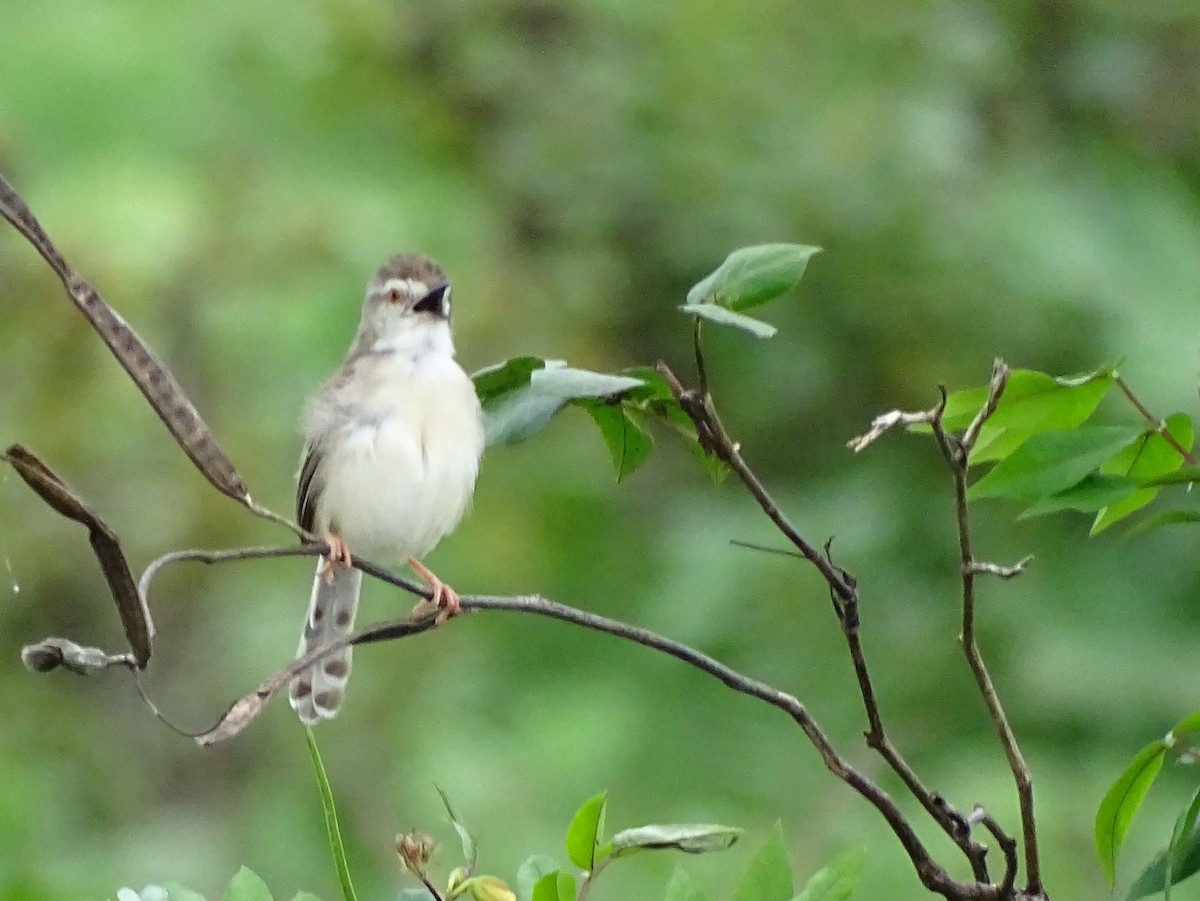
[{"xmin": 289, "ymin": 560, "xmax": 362, "ymax": 725}]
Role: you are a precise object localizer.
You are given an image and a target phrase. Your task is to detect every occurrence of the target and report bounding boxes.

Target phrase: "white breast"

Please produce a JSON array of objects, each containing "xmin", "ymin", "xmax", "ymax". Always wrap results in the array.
[{"xmin": 311, "ymin": 352, "xmax": 484, "ymax": 561}]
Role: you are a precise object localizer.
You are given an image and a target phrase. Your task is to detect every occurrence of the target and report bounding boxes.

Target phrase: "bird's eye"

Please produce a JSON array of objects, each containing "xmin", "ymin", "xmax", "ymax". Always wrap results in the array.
[{"xmin": 387, "ymin": 287, "xmax": 404, "ymax": 303}]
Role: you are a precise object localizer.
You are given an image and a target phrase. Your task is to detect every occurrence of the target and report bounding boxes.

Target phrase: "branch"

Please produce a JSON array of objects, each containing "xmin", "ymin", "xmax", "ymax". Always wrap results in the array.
[
  {"xmin": 0, "ymin": 171, "xmax": 305, "ymax": 538},
  {"xmin": 929, "ymin": 360, "xmax": 1043, "ymax": 897},
  {"xmin": 657, "ymin": 360, "xmax": 1005, "ymax": 895},
  {"xmin": 1115, "ymin": 375, "xmax": 1199, "ymax": 466}
]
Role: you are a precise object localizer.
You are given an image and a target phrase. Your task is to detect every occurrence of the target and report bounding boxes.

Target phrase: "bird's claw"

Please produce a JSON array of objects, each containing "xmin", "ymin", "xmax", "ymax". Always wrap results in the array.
[
  {"xmin": 408, "ymin": 557, "xmax": 461, "ymax": 625},
  {"xmin": 320, "ymin": 535, "xmax": 352, "ymax": 583}
]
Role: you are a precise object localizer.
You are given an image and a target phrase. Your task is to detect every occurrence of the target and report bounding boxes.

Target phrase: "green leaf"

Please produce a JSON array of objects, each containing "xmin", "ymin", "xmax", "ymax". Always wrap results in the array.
[
  {"xmin": 304, "ymin": 729, "xmax": 357, "ymax": 901},
  {"xmin": 565, "ymin": 792, "xmax": 608, "ymax": 871},
  {"xmin": 968, "ymin": 425, "xmax": 1143, "ymax": 503},
  {"xmin": 969, "ymin": 367, "xmax": 1116, "ymax": 463},
  {"xmin": 664, "ymin": 866, "xmax": 712, "ymax": 901},
  {"xmin": 477, "ymin": 360, "xmax": 643, "ymax": 446},
  {"xmin": 794, "ymin": 851, "xmax": 863, "ymax": 901},
  {"xmin": 1092, "ymin": 414, "xmax": 1194, "ymax": 534},
  {"xmin": 618, "ymin": 366, "xmax": 676, "ymax": 404},
  {"xmin": 289, "ymin": 894, "xmax": 323, "ymax": 901},
  {"xmin": 516, "ymin": 856, "xmax": 561, "ymax": 901},
  {"xmin": 635, "ymin": 386, "xmax": 729, "ymax": 482},
  {"xmin": 472, "ymin": 356, "xmax": 546, "ymax": 406},
  {"xmin": 1142, "ymin": 466, "xmax": 1200, "ymax": 487},
  {"xmin": 1127, "ymin": 509, "xmax": 1200, "ymax": 535},
  {"xmin": 1166, "ymin": 785, "xmax": 1200, "ymax": 899},
  {"xmin": 578, "ymin": 402, "xmax": 654, "ymax": 481},
  {"xmin": 1018, "ymin": 473, "xmax": 1139, "ymax": 519},
  {"xmin": 732, "ymin": 822, "xmax": 793, "ymax": 901},
  {"xmin": 436, "ymin": 785, "xmax": 478, "ymax": 871},
  {"xmin": 1095, "ymin": 739, "xmax": 1169, "ymax": 885},
  {"xmin": 687, "ymin": 244, "xmax": 820, "ymax": 311},
  {"xmin": 679, "ymin": 303, "xmax": 778, "ymax": 338},
  {"xmin": 221, "ymin": 868, "xmax": 273, "ymax": 901},
  {"xmin": 1171, "ymin": 709, "xmax": 1200, "ymax": 744},
  {"xmin": 531, "ymin": 872, "xmax": 576, "ymax": 901},
  {"xmin": 1124, "ymin": 788, "xmax": 1200, "ymax": 900},
  {"xmin": 609, "ymin": 823, "xmax": 743, "ymax": 858}
]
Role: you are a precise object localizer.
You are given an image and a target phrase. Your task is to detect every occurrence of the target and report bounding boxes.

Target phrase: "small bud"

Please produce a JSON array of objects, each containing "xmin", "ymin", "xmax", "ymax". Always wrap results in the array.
[
  {"xmin": 470, "ymin": 875, "xmax": 517, "ymax": 901},
  {"xmin": 447, "ymin": 867, "xmax": 469, "ymax": 892},
  {"xmin": 396, "ymin": 829, "xmax": 437, "ymax": 873}
]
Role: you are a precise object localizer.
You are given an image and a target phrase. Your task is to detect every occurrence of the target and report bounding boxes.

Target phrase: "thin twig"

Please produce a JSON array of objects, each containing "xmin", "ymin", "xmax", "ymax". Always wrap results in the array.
[
  {"xmin": 961, "ymin": 360, "xmax": 1010, "ymax": 454},
  {"xmin": 692, "ymin": 316, "xmax": 709, "ymax": 398},
  {"xmin": 1115, "ymin": 375, "xmax": 1200, "ymax": 466},
  {"xmin": 972, "ymin": 806, "xmax": 1018, "ymax": 898},
  {"xmin": 659, "ymin": 359, "xmax": 998, "ymax": 891},
  {"xmin": 126, "ymin": 541, "xmax": 996, "ymax": 899},
  {"xmin": 967, "ymin": 556, "xmax": 1034, "ymax": 580},
  {"xmin": 930, "ymin": 368, "xmax": 1043, "ymax": 897},
  {"xmin": 847, "ymin": 408, "xmax": 938, "ymax": 453}
]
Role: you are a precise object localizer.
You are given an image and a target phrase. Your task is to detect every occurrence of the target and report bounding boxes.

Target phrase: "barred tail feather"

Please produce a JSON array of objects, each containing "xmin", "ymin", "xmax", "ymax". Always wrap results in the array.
[{"xmin": 289, "ymin": 560, "xmax": 362, "ymax": 725}]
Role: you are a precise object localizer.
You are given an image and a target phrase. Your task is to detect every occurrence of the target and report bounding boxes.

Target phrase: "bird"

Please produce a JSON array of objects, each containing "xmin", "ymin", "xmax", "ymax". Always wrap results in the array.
[{"xmin": 288, "ymin": 252, "xmax": 485, "ymax": 725}]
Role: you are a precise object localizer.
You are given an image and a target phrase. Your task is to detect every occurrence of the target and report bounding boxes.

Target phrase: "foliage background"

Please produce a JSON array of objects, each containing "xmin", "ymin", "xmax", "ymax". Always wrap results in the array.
[{"xmin": 2, "ymin": 2, "xmax": 1200, "ymax": 899}]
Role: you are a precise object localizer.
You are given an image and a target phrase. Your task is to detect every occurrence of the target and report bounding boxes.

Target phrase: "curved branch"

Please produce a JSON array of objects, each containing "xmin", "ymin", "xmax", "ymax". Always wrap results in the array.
[{"xmin": 130, "ymin": 544, "xmax": 994, "ymax": 899}]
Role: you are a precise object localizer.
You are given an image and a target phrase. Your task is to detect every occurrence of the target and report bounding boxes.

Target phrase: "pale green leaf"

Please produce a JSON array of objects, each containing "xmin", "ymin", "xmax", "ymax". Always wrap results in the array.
[
  {"xmin": 516, "ymin": 856, "xmax": 560, "ymax": 901},
  {"xmin": 221, "ymin": 868, "xmax": 273, "ymax": 901},
  {"xmin": 609, "ymin": 823, "xmax": 742, "ymax": 858},
  {"xmin": 732, "ymin": 822, "xmax": 793, "ymax": 901},
  {"xmin": 479, "ymin": 360, "xmax": 643, "ymax": 446},
  {"xmin": 793, "ymin": 851, "xmax": 863, "ymax": 901},
  {"xmin": 159, "ymin": 886, "xmax": 209, "ymax": 901},
  {"xmin": 679, "ymin": 303, "xmax": 777, "ymax": 338},
  {"xmin": 686, "ymin": 244, "xmax": 820, "ymax": 311},
  {"xmin": 664, "ymin": 866, "xmax": 711, "ymax": 901},
  {"xmin": 436, "ymin": 785, "xmax": 478, "ymax": 870}
]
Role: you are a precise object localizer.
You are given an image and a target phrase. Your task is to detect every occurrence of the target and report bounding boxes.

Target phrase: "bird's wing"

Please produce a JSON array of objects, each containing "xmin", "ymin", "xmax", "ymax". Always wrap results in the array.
[{"xmin": 296, "ymin": 442, "xmax": 324, "ymax": 533}]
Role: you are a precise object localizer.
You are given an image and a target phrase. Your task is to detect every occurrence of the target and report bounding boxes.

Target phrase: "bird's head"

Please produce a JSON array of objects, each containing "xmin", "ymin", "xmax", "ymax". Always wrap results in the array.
[{"xmin": 355, "ymin": 252, "xmax": 454, "ymax": 357}]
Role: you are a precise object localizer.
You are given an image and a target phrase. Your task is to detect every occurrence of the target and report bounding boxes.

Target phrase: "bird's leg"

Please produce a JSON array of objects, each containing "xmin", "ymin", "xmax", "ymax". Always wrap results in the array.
[
  {"xmin": 407, "ymin": 557, "xmax": 460, "ymax": 625},
  {"xmin": 319, "ymin": 534, "xmax": 352, "ymax": 583}
]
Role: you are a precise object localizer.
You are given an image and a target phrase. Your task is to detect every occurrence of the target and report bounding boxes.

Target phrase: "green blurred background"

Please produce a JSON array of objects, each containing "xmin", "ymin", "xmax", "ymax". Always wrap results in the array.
[{"xmin": 2, "ymin": 1, "xmax": 1200, "ymax": 898}]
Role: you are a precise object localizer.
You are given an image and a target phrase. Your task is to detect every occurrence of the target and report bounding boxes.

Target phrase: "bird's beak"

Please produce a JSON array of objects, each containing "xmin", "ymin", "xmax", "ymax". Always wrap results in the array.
[{"xmin": 411, "ymin": 281, "xmax": 450, "ymax": 318}]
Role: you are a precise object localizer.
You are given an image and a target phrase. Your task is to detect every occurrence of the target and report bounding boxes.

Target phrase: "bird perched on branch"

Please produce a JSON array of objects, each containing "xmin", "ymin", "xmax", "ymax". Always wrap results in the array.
[{"xmin": 288, "ymin": 252, "xmax": 485, "ymax": 725}]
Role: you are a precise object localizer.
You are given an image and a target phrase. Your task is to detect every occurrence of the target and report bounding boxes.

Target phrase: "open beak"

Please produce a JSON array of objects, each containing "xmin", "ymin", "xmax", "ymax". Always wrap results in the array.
[{"xmin": 411, "ymin": 281, "xmax": 450, "ymax": 318}]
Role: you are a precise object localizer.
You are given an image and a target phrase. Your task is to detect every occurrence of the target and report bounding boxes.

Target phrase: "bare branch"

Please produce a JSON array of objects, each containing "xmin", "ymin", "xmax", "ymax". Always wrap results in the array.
[
  {"xmin": 967, "ymin": 556, "xmax": 1034, "ymax": 580},
  {"xmin": 658, "ymin": 360, "xmax": 1003, "ymax": 892},
  {"xmin": 1115, "ymin": 374, "xmax": 1199, "ymax": 466},
  {"xmin": 847, "ymin": 408, "xmax": 939, "ymax": 453},
  {"xmin": 929, "ymin": 372, "xmax": 1042, "ymax": 897},
  {"xmin": 961, "ymin": 360, "xmax": 1010, "ymax": 454},
  {"xmin": 4, "ymin": 444, "xmax": 154, "ymax": 665},
  {"xmin": 0, "ymin": 173, "xmax": 248, "ymax": 502},
  {"xmin": 972, "ymin": 806, "xmax": 1018, "ymax": 898},
  {"xmin": 0, "ymin": 173, "xmax": 306, "ymax": 539}
]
